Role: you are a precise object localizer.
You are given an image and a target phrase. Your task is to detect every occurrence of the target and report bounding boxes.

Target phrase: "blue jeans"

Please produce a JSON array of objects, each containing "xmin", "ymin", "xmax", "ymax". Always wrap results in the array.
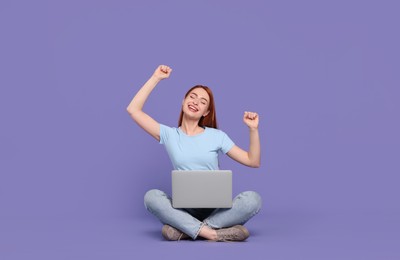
[{"xmin": 144, "ymin": 189, "xmax": 262, "ymax": 239}]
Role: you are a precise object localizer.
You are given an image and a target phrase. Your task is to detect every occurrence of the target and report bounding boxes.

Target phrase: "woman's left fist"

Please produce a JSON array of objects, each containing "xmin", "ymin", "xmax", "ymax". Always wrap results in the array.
[{"xmin": 243, "ymin": 111, "xmax": 259, "ymax": 129}]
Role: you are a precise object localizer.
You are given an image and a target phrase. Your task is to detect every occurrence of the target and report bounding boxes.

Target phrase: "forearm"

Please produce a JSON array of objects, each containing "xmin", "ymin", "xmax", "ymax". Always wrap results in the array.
[
  {"xmin": 248, "ymin": 128, "xmax": 261, "ymax": 167},
  {"xmin": 126, "ymin": 76, "xmax": 161, "ymax": 113}
]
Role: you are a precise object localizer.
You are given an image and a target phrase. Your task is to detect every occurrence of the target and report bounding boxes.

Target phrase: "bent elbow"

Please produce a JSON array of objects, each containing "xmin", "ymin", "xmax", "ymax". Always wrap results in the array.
[
  {"xmin": 252, "ymin": 160, "xmax": 261, "ymax": 168},
  {"xmin": 245, "ymin": 156, "xmax": 260, "ymax": 168},
  {"xmin": 126, "ymin": 107, "xmax": 139, "ymax": 116}
]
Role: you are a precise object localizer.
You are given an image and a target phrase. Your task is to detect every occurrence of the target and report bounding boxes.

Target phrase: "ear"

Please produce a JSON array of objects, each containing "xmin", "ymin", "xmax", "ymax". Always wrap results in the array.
[{"xmin": 203, "ymin": 110, "xmax": 210, "ymax": 117}]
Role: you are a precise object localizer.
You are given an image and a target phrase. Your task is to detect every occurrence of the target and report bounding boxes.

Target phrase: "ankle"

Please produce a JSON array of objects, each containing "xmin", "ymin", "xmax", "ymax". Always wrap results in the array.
[
  {"xmin": 199, "ymin": 225, "xmax": 218, "ymax": 240},
  {"xmin": 208, "ymin": 230, "xmax": 218, "ymax": 240}
]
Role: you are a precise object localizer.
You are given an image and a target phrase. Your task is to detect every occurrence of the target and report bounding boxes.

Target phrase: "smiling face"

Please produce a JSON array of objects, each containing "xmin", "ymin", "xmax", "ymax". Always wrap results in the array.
[
  {"xmin": 178, "ymin": 85, "xmax": 218, "ymax": 128},
  {"xmin": 182, "ymin": 87, "xmax": 210, "ymax": 119}
]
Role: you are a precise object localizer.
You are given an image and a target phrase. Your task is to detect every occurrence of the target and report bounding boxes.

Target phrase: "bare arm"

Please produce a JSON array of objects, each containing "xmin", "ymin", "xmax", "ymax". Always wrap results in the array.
[
  {"xmin": 227, "ymin": 112, "xmax": 261, "ymax": 168},
  {"xmin": 126, "ymin": 65, "xmax": 172, "ymax": 141}
]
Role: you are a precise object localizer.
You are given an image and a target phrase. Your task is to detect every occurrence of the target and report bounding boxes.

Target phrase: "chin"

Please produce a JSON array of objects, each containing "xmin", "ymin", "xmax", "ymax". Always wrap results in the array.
[{"xmin": 183, "ymin": 112, "xmax": 202, "ymax": 121}]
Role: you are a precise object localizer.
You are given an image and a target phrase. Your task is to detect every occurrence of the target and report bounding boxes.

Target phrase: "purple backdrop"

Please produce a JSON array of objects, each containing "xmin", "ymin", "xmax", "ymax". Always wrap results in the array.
[{"xmin": 1, "ymin": 0, "xmax": 399, "ymax": 259}]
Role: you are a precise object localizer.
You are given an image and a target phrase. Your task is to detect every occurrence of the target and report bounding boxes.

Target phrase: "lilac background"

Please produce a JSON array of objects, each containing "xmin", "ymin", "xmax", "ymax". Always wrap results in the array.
[{"xmin": 1, "ymin": 0, "xmax": 399, "ymax": 259}]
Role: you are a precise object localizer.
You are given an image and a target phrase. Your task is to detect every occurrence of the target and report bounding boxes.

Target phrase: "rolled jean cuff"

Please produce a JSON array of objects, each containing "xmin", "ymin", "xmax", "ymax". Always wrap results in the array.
[
  {"xmin": 202, "ymin": 219, "xmax": 218, "ymax": 229},
  {"xmin": 193, "ymin": 222, "xmax": 206, "ymax": 240}
]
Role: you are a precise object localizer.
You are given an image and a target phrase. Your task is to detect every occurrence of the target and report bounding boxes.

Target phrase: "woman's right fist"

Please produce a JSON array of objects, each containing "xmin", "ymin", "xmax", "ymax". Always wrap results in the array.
[{"xmin": 152, "ymin": 65, "xmax": 172, "ymax": 80}]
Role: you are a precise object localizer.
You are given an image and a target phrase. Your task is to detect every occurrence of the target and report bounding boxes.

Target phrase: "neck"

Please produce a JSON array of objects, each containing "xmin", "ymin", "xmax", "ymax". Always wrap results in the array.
[{"xmin": 180, "ymin": 118, "xmax": 203, "ymax": 136}]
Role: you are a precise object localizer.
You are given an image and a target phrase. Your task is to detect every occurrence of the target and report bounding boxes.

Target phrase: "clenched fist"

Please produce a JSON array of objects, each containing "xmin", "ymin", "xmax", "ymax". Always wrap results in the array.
[
  {"xmin": 152, "ymin": 65, "xmax": 172, "ymax": 80},
  {"xmin": 243, "ymin": 111, "xmax": 259, "ymax": 129}
]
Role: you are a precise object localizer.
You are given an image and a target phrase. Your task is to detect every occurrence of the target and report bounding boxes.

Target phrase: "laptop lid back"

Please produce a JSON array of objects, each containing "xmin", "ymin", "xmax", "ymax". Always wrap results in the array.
[{"xmin": 172, "ymin": 170, "xmax": 232, "ymax": 208}]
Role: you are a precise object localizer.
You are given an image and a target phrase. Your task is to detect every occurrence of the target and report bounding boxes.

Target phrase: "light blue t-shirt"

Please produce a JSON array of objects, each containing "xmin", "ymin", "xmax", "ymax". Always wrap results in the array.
[{"xmin": 159, "ymin": 124, "xmax": 235, "ymax": 170}]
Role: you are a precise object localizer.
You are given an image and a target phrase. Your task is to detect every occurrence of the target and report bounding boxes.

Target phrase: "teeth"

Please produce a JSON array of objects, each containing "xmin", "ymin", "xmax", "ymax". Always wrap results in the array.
[{"xmin": 188, "ymin": 105, "xmax": 198, "ymax": 112}]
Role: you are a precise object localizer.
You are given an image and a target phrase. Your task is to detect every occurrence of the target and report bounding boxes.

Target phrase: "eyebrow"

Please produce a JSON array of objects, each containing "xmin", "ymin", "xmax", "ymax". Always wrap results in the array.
[{"xmin": 190, "ymin": 92, "xmax": 209, "ymax": 103}]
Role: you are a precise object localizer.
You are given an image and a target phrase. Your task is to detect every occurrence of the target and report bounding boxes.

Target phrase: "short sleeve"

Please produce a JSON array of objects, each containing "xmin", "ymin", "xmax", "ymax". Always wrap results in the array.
[
  {"xmin": 159, "ymin": 124, "xmax": 171, "ymax": 144},
  {"xmin": 220, "ymin": 131, "xmax": 235, "ymax": 154}
]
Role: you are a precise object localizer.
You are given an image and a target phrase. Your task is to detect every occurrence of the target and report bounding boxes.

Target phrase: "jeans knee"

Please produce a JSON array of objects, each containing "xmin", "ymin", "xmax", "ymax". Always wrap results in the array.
[
  {"xmin": 238, "ymin": 191, "xmax": 262, "ymax": 213},
  {"xmin": 144, "ymin": 189, "xmax": 165, "ymax": 211}
]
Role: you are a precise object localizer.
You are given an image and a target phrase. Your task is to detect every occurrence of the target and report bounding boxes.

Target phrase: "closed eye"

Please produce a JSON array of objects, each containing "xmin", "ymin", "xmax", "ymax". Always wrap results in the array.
[{"xmin": 188, "ymin": 92, "xmax": 209, "ymax": 105}]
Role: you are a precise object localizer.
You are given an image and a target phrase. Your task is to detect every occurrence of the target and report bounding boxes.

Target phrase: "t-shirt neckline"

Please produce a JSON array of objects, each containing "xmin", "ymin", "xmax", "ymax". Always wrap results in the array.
[{"xmin": 178, "ymin": 126, "xmax": 207, "ymax": 137}]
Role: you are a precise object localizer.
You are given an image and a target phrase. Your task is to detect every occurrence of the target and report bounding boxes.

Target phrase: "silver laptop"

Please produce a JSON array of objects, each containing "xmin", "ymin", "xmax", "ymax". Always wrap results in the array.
[{"xmin": 172, "ymin": 170, "xmax": 232, "ymax": 208}]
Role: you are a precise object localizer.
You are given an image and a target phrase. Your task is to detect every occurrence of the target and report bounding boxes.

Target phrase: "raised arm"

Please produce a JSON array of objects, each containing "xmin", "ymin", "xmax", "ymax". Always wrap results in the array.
[
  {"xmin": 126, "ymin": 65, "xmax": 172, "ymax": 141},
  {"xmin": 227, "ymin": 112, "xmax": 261, "ymax": 168}
]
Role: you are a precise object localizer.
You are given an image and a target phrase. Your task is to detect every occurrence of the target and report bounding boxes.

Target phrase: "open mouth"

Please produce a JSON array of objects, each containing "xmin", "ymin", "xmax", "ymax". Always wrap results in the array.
[{"xmin": 188, "ymin": 104, "xmax": 199, "ymax": 112}]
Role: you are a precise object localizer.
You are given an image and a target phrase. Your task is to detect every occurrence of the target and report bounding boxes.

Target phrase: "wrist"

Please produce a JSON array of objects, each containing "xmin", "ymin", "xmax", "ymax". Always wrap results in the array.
[
  {"xmin": 249, "ymin": 127, "xmax": 258, "ymax": 131},
  {"xmin": 150, "ymin": 75, "xmax": 162, "ymax": 82}
]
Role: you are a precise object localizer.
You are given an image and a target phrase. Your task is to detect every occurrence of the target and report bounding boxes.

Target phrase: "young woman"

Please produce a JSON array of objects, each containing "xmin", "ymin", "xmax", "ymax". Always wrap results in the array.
[{"xmin": 127, "ymin": 65, "xmax": 262, "ymax": 242}]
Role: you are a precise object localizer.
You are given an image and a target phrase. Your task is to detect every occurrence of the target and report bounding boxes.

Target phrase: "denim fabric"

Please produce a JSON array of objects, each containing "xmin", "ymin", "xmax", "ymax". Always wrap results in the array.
[{"xmin": 144, "ymin": 189, "xmax": 262, "ymax": 239}]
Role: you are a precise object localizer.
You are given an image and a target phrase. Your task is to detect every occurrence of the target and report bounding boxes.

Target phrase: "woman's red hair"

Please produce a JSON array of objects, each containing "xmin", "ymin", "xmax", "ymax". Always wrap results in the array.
[{"xmin": 178, "ymin": 85, "xmax": 218, "ymax": 129}]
